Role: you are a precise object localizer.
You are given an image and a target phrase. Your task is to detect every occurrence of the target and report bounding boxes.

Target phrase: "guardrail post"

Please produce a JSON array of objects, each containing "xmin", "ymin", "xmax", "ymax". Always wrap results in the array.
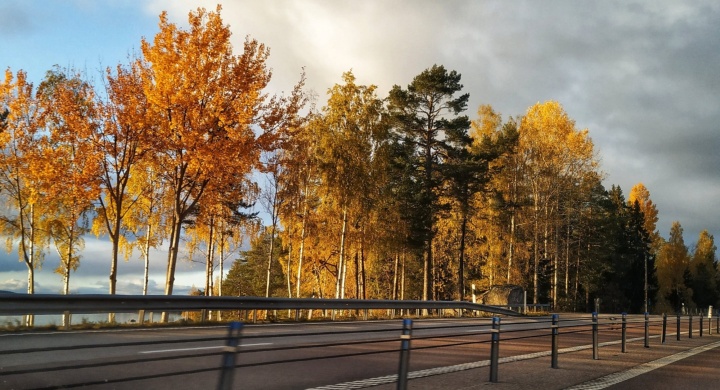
[
  {"xmin": 218, "ymin": 321, "xmax": 243, "ymax": 390},
  {"xmin": 621, "ymin": 312, "xmax": 627, "ymax": 353},
  {"xmin": 689, "ymin": 313, "xmax": 693, "ymax": 339},
  {"xmin": 644, "ymin": 312, "xmax": 650, "ymax": 348},
  {"xmin": 592, "ymin": 312, "xmax": 599, "ymax": 360},
  {"xmin": 700, "ymin": 314, "xmax": 704, "ymax": 337},
  {"xmin": 490, "ymin": 317, "xmax": 501, "ymax": 382},
  {"xmin": 397, "ymin": 319, "xmax": 413, "ymax": 390},
  {"xmin": 708, "ymin": 308, "xmax": 712, "ymax": 335},
  {"xmin": 662, "ymin": 313, "xmax": 667, "ymax": 344},
  {"xmin": 677, "ymin": 314, "xmax": 681, "ymax": 341},
  {"xmin": 551, "ymin": 314, "xmax": 559, "ymax": 368}
]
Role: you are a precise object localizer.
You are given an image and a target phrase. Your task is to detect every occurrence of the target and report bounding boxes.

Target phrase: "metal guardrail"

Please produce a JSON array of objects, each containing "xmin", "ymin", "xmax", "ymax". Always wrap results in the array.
[
  {"xmin": 0, "ymin": 293, "xmax": 523, "ymax": 317},
  {"xmin": 1, "ymin": 311, "xmax": 715, "ymax": 389}
]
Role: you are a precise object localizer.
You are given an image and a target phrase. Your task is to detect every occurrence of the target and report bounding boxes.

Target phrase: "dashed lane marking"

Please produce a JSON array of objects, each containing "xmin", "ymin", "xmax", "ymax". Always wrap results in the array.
[{"xmin": 139, "ymin": 342, "xmax": 271, "ymax": 354}]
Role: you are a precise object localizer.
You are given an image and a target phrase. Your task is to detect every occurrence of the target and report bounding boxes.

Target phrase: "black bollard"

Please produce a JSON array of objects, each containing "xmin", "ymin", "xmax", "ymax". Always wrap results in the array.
[
  {"xmin": 397, "ymin": 319, "xmax": 413, "ymax": 390},
  {"xmin": 644, "ymin": 312, "xmax": 650, "ymax": 348},
  {"xmin": 662, "ymin": 313, "xmax": 667, "ymax": 344},
  {"xmin": 551, "ymin": 314, "xmax": 559, "ymax": 368},
  {"xmin": 621, "ymin": 313, "xmax": 627, "ymax": 353},
  {"xmin": 592, "ymin": 312, "xmax": 599, "ymax": 360},
  {"xmin": 490, "ymin": 317, "xmax": 501, "ymax": 382},
  {"xmin": 217, "ymin": 321, "xmax": 243, "ymax": 390}
]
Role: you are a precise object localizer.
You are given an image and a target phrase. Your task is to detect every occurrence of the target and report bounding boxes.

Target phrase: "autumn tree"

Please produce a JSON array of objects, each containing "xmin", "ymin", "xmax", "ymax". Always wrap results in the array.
[
  {"xmin": 628, "ymin": 183, "xmax": 661, "ymax": 252},
  {"xmin": 277, "ymin": 119, "xmax": 321, "ymax": 298},
  {"xmin": 260, "ymin": 152, "xmax": 284, "ymax": 298},
  {"xmin": 313, "ymin": 71, "xmax": 385, "ymax": 299},
  {"xmin": 656, "ymin": 221, "xmax": 692, "ymax": 313},
  {"xmin": 35, "ymin": 68, "xmax": 102, "ymax": 327},
  {"xmin": 689, "ymin": 230, "xmax": 718, "ymax": 309},
  {"xmin": 123, "ymin": 160, "xmax": 166, "ymax": 295},
  {"xmin": 0, "ymin": 69, "xmax": 49, "ymax": 326},
  {"xmin": 387, "ymin": 65, "xmax": 470, "ymax": 301},
  {"xmin": 451, "ymin": 105, "xmax": 518, "ymax": 299},
  {"xmin": 517, "ymin": 101, "xmax": 597, "ymax": 306},
  {"xmin": 139, "ymin": 6, "xmax": 305, "ymax": 306},
  {"xmin": 92, "ymin": 59, "xmax": 151, "ymax": 298}
]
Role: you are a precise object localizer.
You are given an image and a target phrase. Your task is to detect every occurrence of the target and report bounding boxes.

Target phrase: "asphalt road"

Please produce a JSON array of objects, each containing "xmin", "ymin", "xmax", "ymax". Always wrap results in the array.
[{"xmin": 0, "ymin": 314, "xmax": 710, "ymax": 389}]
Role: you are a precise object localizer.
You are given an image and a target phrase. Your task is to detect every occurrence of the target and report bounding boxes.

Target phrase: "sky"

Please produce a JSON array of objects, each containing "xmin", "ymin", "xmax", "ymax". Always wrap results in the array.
[{"xmin": 1, "ymin": 0, "xmax": 719, "ymax": 295}]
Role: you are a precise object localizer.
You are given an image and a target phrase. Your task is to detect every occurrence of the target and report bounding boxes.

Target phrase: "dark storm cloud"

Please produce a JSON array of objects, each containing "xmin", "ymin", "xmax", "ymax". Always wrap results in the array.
[
  {"xmin": 152, "ymin": 0, "xmax": 720, "ymax": 242},
  {"xmin": 4, "ymin": 0, "xmax": 719, "ymax": 294}
]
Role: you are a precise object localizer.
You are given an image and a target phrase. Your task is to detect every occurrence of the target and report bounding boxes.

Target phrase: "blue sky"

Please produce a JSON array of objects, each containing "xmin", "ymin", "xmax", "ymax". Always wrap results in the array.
[{"xmin": 2, "ymin": 0, "xmax": 720, "ymax": 295}]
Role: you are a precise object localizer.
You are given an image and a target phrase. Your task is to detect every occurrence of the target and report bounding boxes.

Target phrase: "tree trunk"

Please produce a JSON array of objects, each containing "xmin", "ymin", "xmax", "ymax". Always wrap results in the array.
[
  {"xmin": 162, "ymin": 209, "xmax": 183, "ymax": 323},
  {"xmin": 296, "ymin": 188, "xmax": 308, "ymax": 298},
  {"xmin": 265, "ymin": 187, "xmax": 279, "ymax": 297},
  {"xmin": 401, "ymin": 254, "xmax": 406, "ymax": 301},
  {"xmin": 205, "ymin": 218, "xmax": 215, "ymax": 322},
  {"xmin": 108, "ymin": 205, "xmax": 122, "ymax": 295},
  {"xmin": 360, "ymin": 233, "xmax": 366, "ymax": 300},
  {"xmin": 164, "ymin": 211, "xmax": 182, "ymax": 295},
  {"xmin": 23, "ymin": 204, "xmax": 36, "ymax": 327},
  {"xmin": 507, "ymin": 212, "xmax": 515, "ymax": 284},
  {"xmin": 264, "ymin": 226, "xmax": 275, "ymax": 298},
  {"xmin": 565, "ymin": 220, "xmax": 570, "ymax": 297},
  {"xmin": 62, "ymin": 244, "xmax": 72, "ymax": 328},
  {"xmin": 533, "ymin": 195, "xmax": 539, "ymax": 305},
  {"xmin": 335, "ymin": 207, "xmax": 348, "ymax": 299},
  {"xmin": 143, "ymin": 225, "xmax": 152, "ymax": 296},
  {"xmin": 354, "ymin": 251, "xmax": 360, "ymax": 299},
  {"xmin": 217, "ymin": 229, "xmax": 224, "ymax": 321},
  {"xmin": 392, "ymin": 253, "xmax": 399, "ymax": 300},
  {"xmin": 286, "ymin": 243, "xmax": 292, "ymax": 299},
  {"xmin": 458, "ymin": 211, "xmax": 468, "ymax": 301}
]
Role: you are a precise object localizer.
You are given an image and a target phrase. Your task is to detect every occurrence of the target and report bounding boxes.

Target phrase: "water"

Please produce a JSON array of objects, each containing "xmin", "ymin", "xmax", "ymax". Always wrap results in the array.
[{"xmin": 1, "ymin": 312, "xmax": 185, "ymax": 328}]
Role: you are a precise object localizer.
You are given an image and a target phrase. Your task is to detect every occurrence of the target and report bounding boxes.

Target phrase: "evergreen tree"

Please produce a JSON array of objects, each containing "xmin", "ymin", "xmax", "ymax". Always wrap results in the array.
[
  {"xmin": 222, "ymin": 230, "xmax": 286, "ymax": 297},
  {"xmin": 656, "ymin": 222, "xmax": 692, "ymax": 313},
  {"xmin": 689, "ymin": 230, "xmax": 718, "ymax": 309},
  {"xmin": 387, "ymin": 64, "xmax": 470, "ymax": 300}
]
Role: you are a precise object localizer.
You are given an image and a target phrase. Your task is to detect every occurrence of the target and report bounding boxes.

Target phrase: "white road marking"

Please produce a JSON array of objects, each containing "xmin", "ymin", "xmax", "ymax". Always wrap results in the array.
[
  {"xmin": 563, "ymin": 340, "xmax": 720, "ymax": 390},
  {"xmin": 140, "ymin": 343, "xmax": 271, "ymax": 354},
  {"xmin": 306, "ymin": 335, "xmax": 669, "ymax": 389}
]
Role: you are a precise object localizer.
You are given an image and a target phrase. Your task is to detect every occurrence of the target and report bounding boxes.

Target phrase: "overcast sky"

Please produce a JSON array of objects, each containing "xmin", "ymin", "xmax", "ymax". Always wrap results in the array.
[{"xmin": 1, "ymin": 0, "xmax": 719, "ymax": 294}]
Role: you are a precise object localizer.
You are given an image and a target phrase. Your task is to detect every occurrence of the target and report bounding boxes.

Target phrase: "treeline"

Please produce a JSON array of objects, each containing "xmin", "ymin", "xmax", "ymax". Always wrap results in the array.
[{"xmin": 1, "ymin": 7, "xmax": 717, "ymax": 323}]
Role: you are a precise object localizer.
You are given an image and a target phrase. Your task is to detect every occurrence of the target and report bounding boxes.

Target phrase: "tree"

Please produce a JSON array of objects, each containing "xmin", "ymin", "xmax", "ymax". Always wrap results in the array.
[
  {"xmin": 260, "ymin": 152, "xmax": 284, "ymax": 298},
  {"xmin": 517, "ymin": 101, "xmax": 597, "ymax": 306},
  {"xmin": 0, "ymin": 69, "xmax": 49, "ymax": 326},
  {"xmin": 314, "ymin": 71, "xmax": 385, "ymax": 299},
  {"xmin": 450, "ymin": 104, "xmax": 517, "ymax": 300},
  {"xmin": 387, "ymin": 64, "xmax": 470, "ymax": 301},
  {"xmin": 139, "ymin": 6, "xmax": 305, "ymax": 306},
  {"xmin": 35, "ymin": 68, "xmax": 102, "ymax": 327},
  {"xmin": 628, "ymin": 183, "xmax": 661, "ymax": 252},
  {"xmin": 689, "ymin": 230, "xmax": 718, "ymax": 309},
  {"xmin": 92, "ymin": 60, "xmax": 151, "ymax": 298},
  {"xmin": 656, "ymin": 222, "xmax": 692, "ymax": 313},
  {"xmin": 277, "ymin": 119, "xmax": 321, "ymax": 298},
  {"xmin": 123, "ymin": 160, "xmax": 166, "ymax": 295},
  {"xmin": 222, "ymin": 230, "xmax": 286, "ymax": 297}
]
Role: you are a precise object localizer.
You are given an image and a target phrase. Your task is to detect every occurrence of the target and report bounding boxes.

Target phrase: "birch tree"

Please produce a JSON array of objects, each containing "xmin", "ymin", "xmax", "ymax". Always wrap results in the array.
[
  {"xmin": 139, "ymin": 6, "xmax": 305, "ymax": 307},
  {"xmin": 0, "ymin": 69, "xmax": 49, "ymax": 326}
]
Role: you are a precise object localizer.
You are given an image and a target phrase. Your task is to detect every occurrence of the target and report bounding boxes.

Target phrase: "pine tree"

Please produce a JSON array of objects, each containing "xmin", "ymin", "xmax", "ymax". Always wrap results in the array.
[{"xmin": 387, "ymin": 65, "xmax": 470, "ymax": 301}]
